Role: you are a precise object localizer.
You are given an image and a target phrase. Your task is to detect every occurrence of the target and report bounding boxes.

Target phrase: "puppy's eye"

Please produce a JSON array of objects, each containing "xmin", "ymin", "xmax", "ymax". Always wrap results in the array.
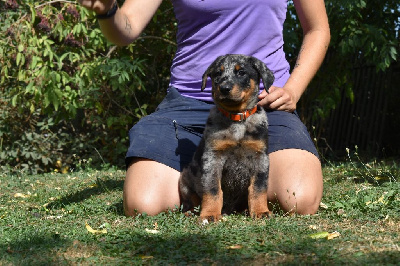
[
  {"xmin": 237, "ymin": 69, "xmax": 246, "ymax": 76},
  {"xmin": 214, "ymin": 70, "xmax": 222, "ymax": 77}
]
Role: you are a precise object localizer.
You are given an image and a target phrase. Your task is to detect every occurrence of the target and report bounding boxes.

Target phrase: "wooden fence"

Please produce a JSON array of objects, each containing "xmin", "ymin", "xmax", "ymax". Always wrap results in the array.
[{"xmin": 313, "ymin": 62, "xmax": 399, "ymax": 158}]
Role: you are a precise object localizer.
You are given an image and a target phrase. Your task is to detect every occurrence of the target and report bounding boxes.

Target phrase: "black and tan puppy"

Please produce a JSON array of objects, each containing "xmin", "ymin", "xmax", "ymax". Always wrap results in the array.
[{"xmin": 179, "ymin": 54, "xmax": 275, "ymax": 222}]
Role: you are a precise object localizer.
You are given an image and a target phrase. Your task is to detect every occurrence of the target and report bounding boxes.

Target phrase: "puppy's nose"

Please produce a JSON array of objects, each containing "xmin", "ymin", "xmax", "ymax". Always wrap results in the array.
[{"xmin": 219, "ymin": 85, "xmax": 232, "ymax": 95}]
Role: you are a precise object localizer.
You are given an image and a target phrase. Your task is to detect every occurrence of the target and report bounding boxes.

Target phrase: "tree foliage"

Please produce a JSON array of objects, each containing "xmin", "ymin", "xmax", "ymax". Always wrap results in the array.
[
  {"xmin": 285, "ymin": 0, "xmax": 399, "ymax": 130},
  {"xmin": 0, "ymin": 0, "xmax": 398, "ymax": 173},
  {"xmin": 285, "ymin": 0, "xmax": 398, "ymax": 126},
  {"xmin": 0, "ymin": 0, "xmax": 176, "ymax": 173}
]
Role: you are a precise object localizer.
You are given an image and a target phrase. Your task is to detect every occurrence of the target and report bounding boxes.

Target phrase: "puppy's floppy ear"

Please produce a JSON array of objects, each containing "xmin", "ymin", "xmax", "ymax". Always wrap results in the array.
[
  {"xmin": 201, "ymin": 55, "xmax": 225, "ymax": 91},
  {"xmin": 251, "ymin": 57, "xmax": 275, "ymax": 93},
  {"xmin": 201, "ymin": 66, "xmax": 212, "ymax": 92}
]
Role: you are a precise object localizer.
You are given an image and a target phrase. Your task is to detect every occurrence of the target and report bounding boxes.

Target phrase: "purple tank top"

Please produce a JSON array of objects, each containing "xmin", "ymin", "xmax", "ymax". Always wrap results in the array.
[{"xmin": 170, "ymin": 0, "xmax": 290, "ymax": 102}]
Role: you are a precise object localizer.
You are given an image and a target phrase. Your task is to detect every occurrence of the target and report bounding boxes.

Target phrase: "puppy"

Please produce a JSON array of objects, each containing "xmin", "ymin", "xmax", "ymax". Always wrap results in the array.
[{"xmin": 179, "ymin": 54, "xmax": 275, "ymax": 222}]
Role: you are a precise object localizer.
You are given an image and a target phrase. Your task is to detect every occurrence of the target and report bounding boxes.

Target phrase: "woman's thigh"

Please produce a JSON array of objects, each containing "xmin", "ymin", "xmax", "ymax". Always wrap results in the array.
[{"xmin": 267, "ymin": 149, "xmax": 323, "ymax": 215}]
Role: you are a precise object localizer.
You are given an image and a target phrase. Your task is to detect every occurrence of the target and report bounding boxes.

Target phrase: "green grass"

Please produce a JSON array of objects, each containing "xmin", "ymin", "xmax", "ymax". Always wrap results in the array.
[{"xmin": 1, "ymin": 161, "xmax": 399, "ymax": 265}]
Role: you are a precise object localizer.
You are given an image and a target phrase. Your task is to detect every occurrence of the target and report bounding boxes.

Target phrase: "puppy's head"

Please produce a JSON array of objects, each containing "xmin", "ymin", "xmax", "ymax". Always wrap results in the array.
[{"xmin": 201, "ymin": 54, "xmax": 274, "ymax": 112}]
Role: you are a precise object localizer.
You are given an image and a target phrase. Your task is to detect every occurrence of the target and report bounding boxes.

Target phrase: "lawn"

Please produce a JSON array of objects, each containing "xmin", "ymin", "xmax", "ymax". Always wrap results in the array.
[{"xmin": 1, "ymin": 160, "xmax": 399, "ymax": 265}]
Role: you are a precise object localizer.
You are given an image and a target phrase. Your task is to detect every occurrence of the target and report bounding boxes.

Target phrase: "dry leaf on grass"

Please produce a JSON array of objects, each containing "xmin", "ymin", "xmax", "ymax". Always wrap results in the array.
[
  {"xmin": 309, "ymin": 231, "xmax": 341, "ymax": 240},
  {"xmin": 327, "ymin": 231, "xmax": 341, "ymax": 240},
  {"xmin": 145, "ymin": 228, "xmax": 160, "ymax": 234},
  {"xmin": 227, "ymin": 244, "xmax": 243, "ymax": 250},
  {"xmin": 14, "ymin": 193, "xmax": 29, "ymax": 198},
  {"xmin": 85, "ymin": 222, "xmax": 107, "ymax": 234}
]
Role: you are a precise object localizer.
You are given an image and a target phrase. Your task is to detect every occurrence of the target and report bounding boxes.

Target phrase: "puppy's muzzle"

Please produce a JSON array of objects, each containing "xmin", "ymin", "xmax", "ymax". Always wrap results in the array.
[{"xmin": 219, "ymin": 84, "xmax": 232, "ymax": 95}]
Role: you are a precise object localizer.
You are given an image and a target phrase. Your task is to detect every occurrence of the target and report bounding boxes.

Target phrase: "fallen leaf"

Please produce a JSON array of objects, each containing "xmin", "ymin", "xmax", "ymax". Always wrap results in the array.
[
  {"xmin": 139, "ymin": 255, "xmax": 154, "ymax": 260},
  {"xmin": 61, "ymin": 167, "xmax": 69, "ymax": 174},
  {"xmin": 327, "ymin": 231, "xmax": 341, "ymax": 240},
  {"xmin": 85, "ymin": 222, "xmax": 107, "ymax": 234},
  {"xmin": 319, "ymin": 202, "xmax": 328, "ymax": 209},
  {"xmin": 145, "ymin": 229, "xmax": 160, "ymax": 234},
  {"xmin": 227, "ymin": 244, "xmax": 243, "ymax": 250},
  {"xmin": 14, "ymin": 193, "xmax": 29, "ymax": 198},
  {"xmin": 309, "ymin": 231, "xmax": 329, "ymax": 239},
  {"xmin": 309, "ymin": 231, "xmax": 341, "ymax": 240},
  {"xmin": 45, "ymin": 215, "xmax": 63, "ymax": 220},
  {"xmin": 377, "ymin": 195, "xmax": 386, "ymax": 204}
]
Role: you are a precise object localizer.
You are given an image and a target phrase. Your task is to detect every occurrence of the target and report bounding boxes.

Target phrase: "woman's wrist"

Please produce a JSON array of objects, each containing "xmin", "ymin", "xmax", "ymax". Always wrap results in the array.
[
  {"xmin": 282, "ymin": 83, "xmax": 301, "ymax": 105},
  {"xmin": 96, "ymin": 1, "xmax": 118, "ymax": 19}
]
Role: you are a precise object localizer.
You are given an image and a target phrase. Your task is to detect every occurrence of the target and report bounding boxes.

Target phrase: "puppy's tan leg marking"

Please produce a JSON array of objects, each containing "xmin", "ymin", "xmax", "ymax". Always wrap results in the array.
[
  {"xmin": 200, "ymin": 191, "xmax": 223, "ymax": 222},
  {"xmin": 248, "ymin": 176, "xmax": 272, "ymax": 219}
]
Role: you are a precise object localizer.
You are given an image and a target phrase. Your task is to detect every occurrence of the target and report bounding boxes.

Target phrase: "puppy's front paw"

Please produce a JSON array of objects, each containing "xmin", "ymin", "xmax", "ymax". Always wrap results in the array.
[
  {"xmin": 199, "ymin": 214, "xmax": 223, "ymax": 224},
  {"xmin": 251, "ymin": 211, "xmax": 273, "ymax": 219}
]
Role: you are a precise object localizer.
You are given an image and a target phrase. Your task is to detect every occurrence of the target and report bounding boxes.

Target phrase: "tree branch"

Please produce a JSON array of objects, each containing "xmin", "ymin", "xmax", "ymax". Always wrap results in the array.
[
  {"xmin": 35, "ymin": 1, "xmax": 76, "ymax": 9},
  {"xmin": 136, "ymin": 36, "xmax": 176, "ymax": 46}
]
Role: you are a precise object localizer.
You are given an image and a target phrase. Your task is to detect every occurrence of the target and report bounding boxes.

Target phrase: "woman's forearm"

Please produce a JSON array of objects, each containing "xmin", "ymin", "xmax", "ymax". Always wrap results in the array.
[
  {"xmin": 98, "ymin": 9, "xmax": 138, "ymax": 46},
  {"xmin": 257, "ymin": 0, "xmax": 330, "ymax": 112},
  {"xmin": 283, "ymin": 28, "xmax": 330, "ymax": 103},
  {"xmin": 96, "ymin": 0, "xmax": 162, "ymax": 46}
]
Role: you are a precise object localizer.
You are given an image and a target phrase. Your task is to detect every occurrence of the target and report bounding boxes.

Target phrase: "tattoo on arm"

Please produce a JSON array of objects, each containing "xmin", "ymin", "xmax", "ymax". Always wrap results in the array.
[
  {"xmin": 294, "ymin": 45, "xmax": 305, "ymax": 70},
  {"xmin": 124, "ymin": 15, "xmax": 132, "ymax": 33}
]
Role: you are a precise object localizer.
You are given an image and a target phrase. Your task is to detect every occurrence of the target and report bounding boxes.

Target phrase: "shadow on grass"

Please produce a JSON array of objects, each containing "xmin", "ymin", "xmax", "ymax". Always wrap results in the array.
[
  {"xmin": 2, "ymin": 224, "xmax": 399, "ymax": 264},
  {"xmin": 1, "ymin": 232, "xmax": 71, "ymax": 265},
  {"xmin": 94, "ymin": 229, "xmax": 400, "ymax": 264},
  {"xmin": 2, "ymin": 230, "xmax": 247, "ymax": 264},
  {"xmin": 96, "ymin": 231, "xmax": 254, "ymax": 264},
  {"xmin": 47, "ymin": 178, "xmax": 124, "ymax": 211}
]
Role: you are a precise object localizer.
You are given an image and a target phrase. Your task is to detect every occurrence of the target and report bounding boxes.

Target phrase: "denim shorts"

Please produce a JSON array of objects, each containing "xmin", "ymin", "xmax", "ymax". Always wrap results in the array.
[{"xmin": 126, "ymin": 87, "xmax": 319, "ymax": 171}]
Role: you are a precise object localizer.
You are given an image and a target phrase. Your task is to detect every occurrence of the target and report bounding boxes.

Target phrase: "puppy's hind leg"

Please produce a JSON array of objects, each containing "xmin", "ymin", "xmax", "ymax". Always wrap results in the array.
[{"xmin": 179, "ymin": 170, "xmax": 201, "ymax": 213}]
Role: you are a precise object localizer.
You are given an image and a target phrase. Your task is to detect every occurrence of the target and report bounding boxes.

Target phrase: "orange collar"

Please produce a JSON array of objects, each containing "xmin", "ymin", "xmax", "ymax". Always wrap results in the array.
[{"xmin": 217, "ymin": 105, "xmax": 258, "ymax": 122}]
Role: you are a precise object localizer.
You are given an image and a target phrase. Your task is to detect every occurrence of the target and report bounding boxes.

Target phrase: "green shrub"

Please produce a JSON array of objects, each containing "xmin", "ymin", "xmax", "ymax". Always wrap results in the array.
[
  {"xmin": 0, "ymin": 0, "xmax": 176, "ymax": 173},
  {"xmin": 1, "ymin": 0, "xmax": 398, "ymax": 173}
]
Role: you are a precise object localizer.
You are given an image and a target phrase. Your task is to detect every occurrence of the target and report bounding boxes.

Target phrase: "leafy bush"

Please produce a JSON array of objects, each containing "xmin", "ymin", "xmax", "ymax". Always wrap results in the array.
[
  {"xmin": 285, "ymin": 0, "xmax": 399, "ymax": 130},
  {"xmin": 1, "ymin": 0, "xmax": 398, "ymax": 173},
  {"xmin": 0, "ymin": 0, "xmax": 176, "ymax": 174}
]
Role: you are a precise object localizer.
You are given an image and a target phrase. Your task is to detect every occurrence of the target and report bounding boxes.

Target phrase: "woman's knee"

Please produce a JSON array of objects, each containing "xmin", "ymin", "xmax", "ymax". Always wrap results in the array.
[
  {"xmin": 268, "ymin": 149, "xmax": 323, "ymax": 215},
  {"xmin": 281, "ymin": 188, "xmax": 322, "ymax": 215},
  {"xmin": 270, "ymin": 182, "xmax": 323, "ymax": 215},
  {"xmin": 123, "ymin": 185, "xmax": 163, "ymax": 216},
  {"xmin": 123, "ymin": 159, "xmax": 181, "ymax": 217}
]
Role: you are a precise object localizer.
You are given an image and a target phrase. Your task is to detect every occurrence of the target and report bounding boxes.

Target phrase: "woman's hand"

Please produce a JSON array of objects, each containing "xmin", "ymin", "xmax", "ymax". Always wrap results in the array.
[
  {"xmin": 257, "ymin": 86, "xmax": 298, "ymax": 113},
  {"xmin": 77, "ymin": 0, "xmax": 115, "ymax": 15}
]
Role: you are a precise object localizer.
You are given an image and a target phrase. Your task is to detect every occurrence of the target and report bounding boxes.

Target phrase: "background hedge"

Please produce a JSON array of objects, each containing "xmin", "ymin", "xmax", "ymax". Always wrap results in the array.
[{"xmin": 1, "ymin": 0, "xmax": 398, "ymax": 174}]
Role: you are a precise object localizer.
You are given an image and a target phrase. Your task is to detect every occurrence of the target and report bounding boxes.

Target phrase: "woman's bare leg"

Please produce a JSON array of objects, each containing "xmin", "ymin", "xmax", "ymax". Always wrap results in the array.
[
  {"xmin": 267, "ymin": 149, "xmax": 323, "ymax": 215},
  {"xmin": 123, "ymin": 149, "xmax": 323, "ymax": 216},
  {"xmin": 123, "ymin": 159, "xmax": 180, "ymax": 216}
]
